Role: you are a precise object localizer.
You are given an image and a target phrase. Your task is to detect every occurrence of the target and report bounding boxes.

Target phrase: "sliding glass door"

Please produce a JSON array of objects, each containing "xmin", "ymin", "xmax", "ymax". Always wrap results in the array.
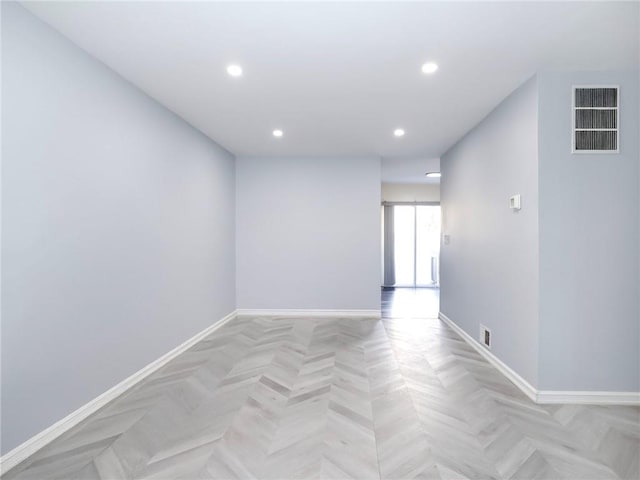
[
  {"xmin": 393, "ymin": 206, "xmax": 416, "ymax": 285},
  {"xmin": 415, "ymin": 206, "xmax": 441, "ymax": 286},
  {"xmin": 386, "ymin": 204, "xmax": 440, "ymax": 287}
]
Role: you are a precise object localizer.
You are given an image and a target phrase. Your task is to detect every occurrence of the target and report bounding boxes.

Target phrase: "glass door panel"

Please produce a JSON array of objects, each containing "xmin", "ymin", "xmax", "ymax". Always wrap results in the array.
[
  {"xmin": 416, "ymin": 206, "xmax": 441, "ymax": 286},
  {"xmin": 393, "ymin": 206, "xmax": 415, "ymax": 286}
]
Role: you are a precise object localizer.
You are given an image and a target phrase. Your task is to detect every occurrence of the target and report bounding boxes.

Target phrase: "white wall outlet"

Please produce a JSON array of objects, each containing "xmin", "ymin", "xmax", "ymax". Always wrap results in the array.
[
  {"xmin": 480, "ymin": 324, "xmax": 491, "ymax": 349},
  {"xmin": 443, "ymin": 234, "xmax": 451, "ymax": 245},
  {"xmin": 509, "ymin": 194, "xmax": 521, "ymax": 211}
]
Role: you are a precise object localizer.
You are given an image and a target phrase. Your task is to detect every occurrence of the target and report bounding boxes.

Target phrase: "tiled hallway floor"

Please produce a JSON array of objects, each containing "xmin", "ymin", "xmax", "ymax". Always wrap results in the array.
[{"xmin": 381, "ymin": 287, "xmax": 439, "ymax": 319}]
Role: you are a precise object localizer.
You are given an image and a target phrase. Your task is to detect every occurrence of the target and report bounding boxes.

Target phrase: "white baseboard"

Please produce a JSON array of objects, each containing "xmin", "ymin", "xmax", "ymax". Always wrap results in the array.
[
  {"xmin": 438, "ymin": 312, "xmax": 538, "ymax": 402},
  {"xmin": 438, "ymin": 312, "xmax": 640, "ymax": 406},
  {"xmin": 236, "ymin": 309, "xmax": 382, "ymax": 318},
  {"xmin": 536, "ymin": 391, "xmax": 640, "ymax": 405},
  {"xmin": 0, "ymin": 310, "xmax": 238, "ymax": 476}
]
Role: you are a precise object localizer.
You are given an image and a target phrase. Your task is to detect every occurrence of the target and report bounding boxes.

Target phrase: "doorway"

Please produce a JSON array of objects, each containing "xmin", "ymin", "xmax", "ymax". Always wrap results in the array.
[
  {"xmin": 392, "ymin": 204, "xmax": 440, "ymax": 286},
  {"xmin": 382, "ymin": 203, "xmax": 441, "ymax": 318},
  {"xmin": 383, "ymin": 203, "xmax": 441, "ymax": 287}
]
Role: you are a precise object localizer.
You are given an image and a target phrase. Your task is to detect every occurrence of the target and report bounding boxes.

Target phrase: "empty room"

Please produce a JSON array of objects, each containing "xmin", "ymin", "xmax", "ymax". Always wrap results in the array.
[{"xmin": 1, "ymin": 1, "xmax": 639, "ymax": 479}]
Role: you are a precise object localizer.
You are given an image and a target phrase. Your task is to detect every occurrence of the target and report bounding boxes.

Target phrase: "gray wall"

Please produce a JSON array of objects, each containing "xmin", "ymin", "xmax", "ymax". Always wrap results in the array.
[
  {"xmin": 537, "ymin": 70, "xmax": 639, "ymax": 391},
  {"xmin": 440, "ymin": 77, "xmax": 540, "ymax": 387},
  {"xmin": 441, "ymin": 71, "xmax": 640, "ymax": 393},
  {"xmin": 236, "ymin": 157, "xmax": 381, "ymax": 310},
  {"xmin": 1, "ymin": 3, "xmax": 236, "ymax": 453}
]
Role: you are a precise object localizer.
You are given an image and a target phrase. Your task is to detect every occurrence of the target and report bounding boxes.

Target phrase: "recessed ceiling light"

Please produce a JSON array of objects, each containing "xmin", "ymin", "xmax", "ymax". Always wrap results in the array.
[
  {"xmin": 421, "ymin": 62, "xmax": 438, "ymax": 74},
  {"xmin": 226, "ymin": 64, "xmax": 243, "ymax": 77},
  {"xmin": 394, "ymin": 128, "xmax": 405, "ymax": 137},
  {"xmin": 272, "ymin": 129, "xmax": 284, "ymax": 138},
  {"xmin": 426, "ymin": 172, "xmax": 441, "ymax": 178}
]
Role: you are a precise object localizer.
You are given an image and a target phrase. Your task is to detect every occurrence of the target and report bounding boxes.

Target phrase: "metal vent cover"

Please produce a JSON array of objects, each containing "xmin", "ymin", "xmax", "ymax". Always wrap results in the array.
[
  {"xmin": 480, "ymin": 324, "xmax": 491, "ymax": 349},
  {"xmin": 572, "ymin": 86, "xmax": 619, "ymax": 153}
]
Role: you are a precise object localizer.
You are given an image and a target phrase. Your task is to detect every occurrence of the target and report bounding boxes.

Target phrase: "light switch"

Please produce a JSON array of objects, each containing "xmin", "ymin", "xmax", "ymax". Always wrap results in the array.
[
  {"xmin": 443, "ymin": 234, "xmax": 451, "ymax": 245},
  {"xmin": 510, "ymin": 195, "xmax": 521, "ymax": 211}
]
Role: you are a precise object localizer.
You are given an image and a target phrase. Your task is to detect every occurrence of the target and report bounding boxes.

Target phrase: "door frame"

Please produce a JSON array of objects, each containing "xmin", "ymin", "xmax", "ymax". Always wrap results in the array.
[{"xmin": 381, "ymin": 201, "xmax": 441, "ymax": 288}]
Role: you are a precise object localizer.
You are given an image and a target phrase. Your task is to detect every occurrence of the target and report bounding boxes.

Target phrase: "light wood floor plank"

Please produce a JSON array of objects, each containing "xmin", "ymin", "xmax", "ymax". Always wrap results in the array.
[{"xmin": 5, "ymin": 315, "xmax": 639, "ymax": 479}]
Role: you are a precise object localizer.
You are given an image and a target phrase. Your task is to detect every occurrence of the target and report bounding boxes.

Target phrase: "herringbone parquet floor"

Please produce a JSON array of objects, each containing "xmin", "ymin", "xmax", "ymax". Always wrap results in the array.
[{"xmin": 5, "ymin": 314, "xmax": 639, "ymax": 479}]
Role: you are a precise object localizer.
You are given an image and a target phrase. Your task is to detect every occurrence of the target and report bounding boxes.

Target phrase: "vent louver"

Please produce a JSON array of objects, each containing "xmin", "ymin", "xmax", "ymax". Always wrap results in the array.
[
  {"xmin": 480, "ymin": 324, "xmax": 491, "ymax": 349},
  {"xmin": 573, "ymin": 86, "xmax": 619, "ymax": 153}
]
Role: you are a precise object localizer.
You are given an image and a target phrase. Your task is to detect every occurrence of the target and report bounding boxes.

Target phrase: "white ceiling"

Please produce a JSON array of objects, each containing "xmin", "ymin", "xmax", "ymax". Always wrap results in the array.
[
  {"xmin": 382, "ymin": 157, "xmax": 440, "ymax": 185},
  {"xmin": 23, "ymin": 1, "xmax": 639, "ymax": 162}
]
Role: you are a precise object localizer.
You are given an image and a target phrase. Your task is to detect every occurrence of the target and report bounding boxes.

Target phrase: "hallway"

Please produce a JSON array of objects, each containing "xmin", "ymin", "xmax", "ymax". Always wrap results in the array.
[{"xmin": 381, "ymin": 287, "xmax": 440, "ymax": 319}]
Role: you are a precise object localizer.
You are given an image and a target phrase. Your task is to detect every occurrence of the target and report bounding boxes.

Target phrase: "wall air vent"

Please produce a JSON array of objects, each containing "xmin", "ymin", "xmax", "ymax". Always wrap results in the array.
[
  {"xmin": 572, "ymin": 86, "xmax": 619, "ymax": 153},
  {"xmin": 480, "ymin": 324, "xmax": 491, "ymax": 349}
]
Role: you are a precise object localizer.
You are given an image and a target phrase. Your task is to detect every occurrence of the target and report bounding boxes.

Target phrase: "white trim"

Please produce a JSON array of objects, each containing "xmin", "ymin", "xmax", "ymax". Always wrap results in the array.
[
  {"xmin": 438, "ymin": 312, "xmax": 538, "ymax": 402},
  {"xmin": 536, "ymin": 391, "xmax": 640, "ymax": 405},
  {"xmin": 0, "ymin": 310, "xmax": 238, "ymax": 476},
  {"xmin": 236, "ymin": 309, "xmax": 381, "ymax": 318},
  {"xmin": 439, "ymin": 312, "xmax": 640, "ymax": 406}
]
